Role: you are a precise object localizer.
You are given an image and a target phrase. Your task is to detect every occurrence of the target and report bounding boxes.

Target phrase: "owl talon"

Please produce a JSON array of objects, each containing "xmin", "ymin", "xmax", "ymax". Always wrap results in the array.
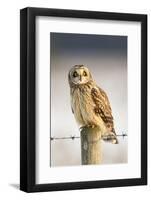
[
  {"xmin": 79, "ymin": 126, "xmax": 86, "ymax": 131},
  {"xmin": 80, "ymin": 124, "xmax": 95, "ymax": 130},
  {"xmin": 86, "ymin": 124, "xmax": 95, "ymax": 128}
]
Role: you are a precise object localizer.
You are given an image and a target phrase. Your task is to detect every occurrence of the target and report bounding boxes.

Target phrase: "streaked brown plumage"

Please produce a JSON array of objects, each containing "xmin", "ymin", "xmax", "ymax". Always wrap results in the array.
[{"xmin": 68, "ymin": 65, "xmax": 118, "ymax": 144}]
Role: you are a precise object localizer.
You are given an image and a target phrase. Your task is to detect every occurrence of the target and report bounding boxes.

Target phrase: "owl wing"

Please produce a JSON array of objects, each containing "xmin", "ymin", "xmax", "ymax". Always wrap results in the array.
[{"xmin": 91, "ymin": 87, "xmax": 116, "ymax": 134}]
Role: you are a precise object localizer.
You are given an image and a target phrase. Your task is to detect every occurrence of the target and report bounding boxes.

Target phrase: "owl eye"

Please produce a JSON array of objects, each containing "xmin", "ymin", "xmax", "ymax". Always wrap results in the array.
[
  {"xmin": 83, "ymin": 71, "xmax": 87, "ymax": 76},
  {"xmin": 73, "ymin": 71, "xmax": 78, "ymax": 77}
]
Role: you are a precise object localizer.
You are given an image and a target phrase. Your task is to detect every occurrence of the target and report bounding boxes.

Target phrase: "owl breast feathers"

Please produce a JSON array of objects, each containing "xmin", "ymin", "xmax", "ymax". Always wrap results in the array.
[{"xmin": 68, "ymin": 65, "xmax": 118, "ymax": 144}]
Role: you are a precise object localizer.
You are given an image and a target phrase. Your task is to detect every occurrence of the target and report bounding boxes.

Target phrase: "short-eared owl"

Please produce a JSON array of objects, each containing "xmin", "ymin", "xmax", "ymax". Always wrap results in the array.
[{"xmin": 68, "ymin": 65, "xmax": 118, "ymax": 144}]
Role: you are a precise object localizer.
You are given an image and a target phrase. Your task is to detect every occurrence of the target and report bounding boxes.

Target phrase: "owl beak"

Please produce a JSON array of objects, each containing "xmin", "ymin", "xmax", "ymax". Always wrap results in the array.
[{"xmin": 79, "ymin": 75, "xmax": 82, "ymax": 81}]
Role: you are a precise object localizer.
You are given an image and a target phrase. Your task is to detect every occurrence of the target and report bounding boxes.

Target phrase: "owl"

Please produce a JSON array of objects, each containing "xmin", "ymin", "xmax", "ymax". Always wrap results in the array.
[{"xmin": 68, "ymin": 65, "xmax": 118, "ymax": 144}]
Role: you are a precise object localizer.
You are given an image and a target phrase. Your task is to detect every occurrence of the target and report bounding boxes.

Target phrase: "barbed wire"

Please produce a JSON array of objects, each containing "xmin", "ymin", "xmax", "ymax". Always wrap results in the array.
[
  {"xmin": 50, "ymin": 135, "xmax": 80, "ymax": 140},
  {"xmin": 50, "ymin": 132, "xmax": 127, "ymax": 141}
]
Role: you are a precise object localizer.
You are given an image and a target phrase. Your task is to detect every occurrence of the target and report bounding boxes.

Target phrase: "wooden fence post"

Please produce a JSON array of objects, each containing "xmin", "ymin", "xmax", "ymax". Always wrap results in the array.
[{"xmin": 80, "ymin": 126, "xmax": 102, "ymax": 165}]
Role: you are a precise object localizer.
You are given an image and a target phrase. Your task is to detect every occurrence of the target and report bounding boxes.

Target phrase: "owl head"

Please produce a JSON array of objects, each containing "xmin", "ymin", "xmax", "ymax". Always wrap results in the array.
[{"xmin": 68, "ymin": 65, "xmax": 92, "ymax": 85}]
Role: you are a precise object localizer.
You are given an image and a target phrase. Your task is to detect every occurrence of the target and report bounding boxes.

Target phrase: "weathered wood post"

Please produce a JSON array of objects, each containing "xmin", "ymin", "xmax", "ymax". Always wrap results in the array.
[{"xmin": 80, "ymin": 126, "xmax": 102, "ymax": 165}]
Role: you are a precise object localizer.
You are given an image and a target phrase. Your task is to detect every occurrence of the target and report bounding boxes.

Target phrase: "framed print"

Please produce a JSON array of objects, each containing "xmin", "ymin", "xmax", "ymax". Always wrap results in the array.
[{"xmin": 20, "ymin": 7, "xmax": 147, "ymax": 192}]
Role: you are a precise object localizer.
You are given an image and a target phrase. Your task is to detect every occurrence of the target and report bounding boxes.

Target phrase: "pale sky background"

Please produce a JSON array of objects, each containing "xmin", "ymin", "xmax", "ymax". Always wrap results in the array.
[{"xmin": 50, "ymin": 32, "xmax": 128, "ymax": 167}]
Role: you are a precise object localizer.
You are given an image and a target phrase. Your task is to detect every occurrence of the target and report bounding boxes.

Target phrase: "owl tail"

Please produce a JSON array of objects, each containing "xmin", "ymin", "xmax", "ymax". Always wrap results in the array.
[
  {"xmin": 102, "ymin": 128, "xmax": 118, "ymax": 144},
  {"xmin": 111, "ymin": 128, "xmax": 118, "ymax": 144},
  {"xmin": 111, "ymin": 136, "xmax": 118, "ymax": 144}
]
